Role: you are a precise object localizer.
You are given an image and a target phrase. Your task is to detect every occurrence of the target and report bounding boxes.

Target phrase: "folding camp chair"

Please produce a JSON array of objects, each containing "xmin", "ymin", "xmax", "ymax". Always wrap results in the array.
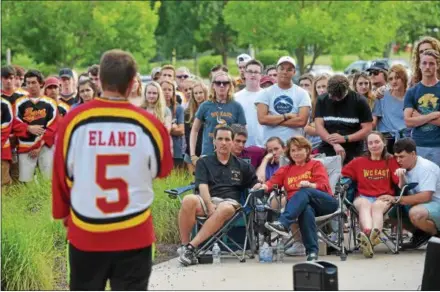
[
  {"xmin": 341, "ymin": 177, "xmax": 419, "ymax": 254},
  {"xmin": 164, "ymin": 184, "xmax": 264, "ymax": 262}
]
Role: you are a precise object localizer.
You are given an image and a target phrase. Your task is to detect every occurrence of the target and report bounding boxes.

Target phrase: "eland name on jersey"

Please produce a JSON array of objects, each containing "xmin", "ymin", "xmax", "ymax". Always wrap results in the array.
[{"xmin": 88, "ymin": 130, "xmax": 137, "ymax": 147}]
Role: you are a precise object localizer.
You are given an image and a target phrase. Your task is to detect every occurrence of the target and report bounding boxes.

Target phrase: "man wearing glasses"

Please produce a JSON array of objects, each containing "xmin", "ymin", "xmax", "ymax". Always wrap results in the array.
[
  {"xmin": 255, "ymin": 56, "xmax": 311, "ymax": 144},
  {"xmin": 366, "ymin": 60, "xmax": 389, "ymax": 99},
  {"xmin": 235, "ymin": 59, "xmax": 265, "ymax": 148}
]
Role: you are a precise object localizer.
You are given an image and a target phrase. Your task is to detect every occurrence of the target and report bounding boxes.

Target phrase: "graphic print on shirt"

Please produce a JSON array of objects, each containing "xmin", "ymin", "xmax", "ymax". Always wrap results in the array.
[
  {"xmin": 287, "ymin": 170, "xmax": 312, "ymax": 188},
  {"xmin": 23, "ymin": 108, "xmax": 47, "ymax": 123},
  {"xmin": 273, "ymin": 95, "xmax": 294, "ymax": 114},
  {"xmin": 418, "ymin": 93, "xmax": 440, "ymax": 132},
  {"xmin": 362, "ymin": 168, "xmax": 390, "ymax": 180}
]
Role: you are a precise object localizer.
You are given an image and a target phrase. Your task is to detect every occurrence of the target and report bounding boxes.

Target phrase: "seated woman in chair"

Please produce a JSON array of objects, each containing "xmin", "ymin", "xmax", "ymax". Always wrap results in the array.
[
  {"xmin": 342, "ymin": 131, "xmax": 400, "ymax": 258},
  {"xmin": 254, "ymin": 136, "xmax": 338, "ymax": 261}
]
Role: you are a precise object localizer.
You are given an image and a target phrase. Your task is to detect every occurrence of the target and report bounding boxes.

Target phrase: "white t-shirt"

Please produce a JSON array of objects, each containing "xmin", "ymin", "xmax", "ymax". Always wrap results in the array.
[
  {"xmin": 255, "ymin": 83, "xmax": 311, "ymax": 143},
  {"xmin": 235, "ymin": 88, "xmax": 264, "ymax": 147},
  {"xmin": 406, "ymin": 156, "xmax": 440, "ymax": 201}
]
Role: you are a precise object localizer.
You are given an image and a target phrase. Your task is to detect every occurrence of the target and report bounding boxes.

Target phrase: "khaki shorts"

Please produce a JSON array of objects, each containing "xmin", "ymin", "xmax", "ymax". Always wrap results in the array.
[
  {"xmin": 1, "ymin": 160, "xmax": 12, "ymax": 186},
  {"xmin": 197, "ymin": 196, "xmax": 241, "ymax": 217}
]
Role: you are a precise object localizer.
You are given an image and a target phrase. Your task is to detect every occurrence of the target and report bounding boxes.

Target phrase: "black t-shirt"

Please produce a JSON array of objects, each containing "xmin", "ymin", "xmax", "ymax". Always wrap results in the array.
[
  {"xmin": 60, "ymin": 92, "xmax": 80, "ymax": 106},
  {"xmin": 195, "ymin": 154, "xmax": 258, "ymax": 202},
  {"xmin": 1, "ymin": 91, "xmax": 25, "ymax": 107},
  {"xmin": 315, "ymin": 91, "xmax": 372, "ymax": 163}
]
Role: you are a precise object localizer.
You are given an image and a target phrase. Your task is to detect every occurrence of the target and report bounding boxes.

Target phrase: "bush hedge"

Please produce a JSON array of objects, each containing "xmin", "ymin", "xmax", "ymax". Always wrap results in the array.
[
  {"xmin": 198, "ymin": 55, "xmax": 222, "ymax": 78},
  {"xmin": 1, "ymin": 171, "xmax": 191, "ymax": 290},
  {"xmin": 256, "ymin": 49, "xmax": 290, "ymax": 68}
]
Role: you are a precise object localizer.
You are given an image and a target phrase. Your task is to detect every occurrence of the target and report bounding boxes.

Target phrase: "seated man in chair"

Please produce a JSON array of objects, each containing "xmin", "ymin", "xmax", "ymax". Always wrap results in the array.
[
  {"xmin": 178, "ymin": 126, "xmax": 259, "ymax": 266},
  {"xmin": 390, "ymin": 138, "xmax": 440, "ymax": 248}
]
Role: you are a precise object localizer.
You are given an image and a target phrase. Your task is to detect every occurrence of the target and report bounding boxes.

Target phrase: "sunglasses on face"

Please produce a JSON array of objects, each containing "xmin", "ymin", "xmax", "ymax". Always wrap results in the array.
[
  {"xmin": 419, "ymin": 49, "xmax": 429, "ymax": 55},
  {"xmin": 213, "ymin": 81, "xmax": 230, "ymax": 87},
  {"xmin": 177, "ymin": 75, "xmax": 189, "ymax": 79},
  {"xmin": 369, "ymin": 70, "xmax": 381, "ymax": 76}
]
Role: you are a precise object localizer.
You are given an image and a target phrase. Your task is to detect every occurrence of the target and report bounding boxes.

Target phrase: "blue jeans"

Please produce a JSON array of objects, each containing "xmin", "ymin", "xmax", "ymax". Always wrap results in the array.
[{"xmin": 279, "ymin": 188, "xmax": 339, "ymax": 254}]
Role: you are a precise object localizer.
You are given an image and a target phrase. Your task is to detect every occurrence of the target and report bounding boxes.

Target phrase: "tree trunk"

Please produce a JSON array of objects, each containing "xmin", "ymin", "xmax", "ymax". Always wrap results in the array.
[
  {"xmin": 382, "ymin": 42, "xmax": 392, "ymax": 59},
  {"xmin": 294, "ymin": 46, "xmax": 305, "ymax": 75}
]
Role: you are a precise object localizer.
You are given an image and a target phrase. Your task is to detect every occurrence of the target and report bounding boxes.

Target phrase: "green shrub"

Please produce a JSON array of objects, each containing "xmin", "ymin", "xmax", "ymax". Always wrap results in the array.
[
  {"xmin": 12, "ymin": 54, "xmax": 58, "ymax": 77},
  {"xmin": 1, "ymin": 170, "xmax": 191, "ymax": 290},
  {"xmin": 256, "ymin": 49, "xmax": 290, "ymax": 67},
  {"xmin": 198, "ymin": 55, "xmax": 222, "ymax": 78}
]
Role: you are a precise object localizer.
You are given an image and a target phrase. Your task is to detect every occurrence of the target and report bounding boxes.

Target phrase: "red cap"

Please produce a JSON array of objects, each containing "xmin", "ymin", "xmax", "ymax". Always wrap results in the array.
[
  {"xmin": 44, "ymin": 76, "xmax": 60, "ymax": 89},
  {"xmin": 260, "ymin": 75, "xmax": 276, "ymax": 86}
]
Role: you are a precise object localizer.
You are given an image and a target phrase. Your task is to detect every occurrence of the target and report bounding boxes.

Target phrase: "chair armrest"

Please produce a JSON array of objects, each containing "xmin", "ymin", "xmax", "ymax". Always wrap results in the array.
[
  {"xmin": 164, "ymin": 183, "xmax": 196, "ymax": 199},
  {"xmin": 395, "ymin": 182, "xmax": 418, "ymax": 204}
]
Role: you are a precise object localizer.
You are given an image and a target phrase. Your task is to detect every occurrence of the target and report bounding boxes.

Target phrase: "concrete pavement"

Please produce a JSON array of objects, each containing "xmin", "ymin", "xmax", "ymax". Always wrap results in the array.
[{"xmin": 150, "ymin": 246, "xmax": 426, "ymax": 290}]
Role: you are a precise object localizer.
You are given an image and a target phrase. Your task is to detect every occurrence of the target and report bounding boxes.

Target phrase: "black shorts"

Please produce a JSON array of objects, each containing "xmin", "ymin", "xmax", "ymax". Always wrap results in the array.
[{"xmin": 69, "ymin": 243, "xmax": 152, "ymax": 291}]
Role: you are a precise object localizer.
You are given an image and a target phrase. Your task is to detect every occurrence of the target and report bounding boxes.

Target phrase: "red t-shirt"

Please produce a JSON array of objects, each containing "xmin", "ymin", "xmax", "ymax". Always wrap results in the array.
[
  {"xmin": 266, "ymin": 159, "xmax": 332, "ymax": 200},
  {"xmin": 342, "ymin": 156, "xmax": 399, "ymax": 197}
]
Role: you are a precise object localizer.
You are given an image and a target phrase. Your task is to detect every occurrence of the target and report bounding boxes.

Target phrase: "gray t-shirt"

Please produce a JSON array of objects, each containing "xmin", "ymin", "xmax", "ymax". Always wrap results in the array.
[
  {"xmin": 195, "ymin": 100, "xmax": 246, "ymax": 155},
  {"xmin": 171, "ymin": 105, "xmax": 185, "ymax": 159},
  {"xmin": 255, "ymin": 83, "xmax": 311, "ymax": 143},
  {"xmin": 406, "ymin": 156, "xmax": 440, "ymax": 202},
  {"xmin": 372, "ymin": 90, "xmax": 406, "ymax": 135}
]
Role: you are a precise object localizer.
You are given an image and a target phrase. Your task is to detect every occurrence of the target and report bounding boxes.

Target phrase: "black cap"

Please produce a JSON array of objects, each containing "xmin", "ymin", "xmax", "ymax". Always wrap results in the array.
[
  {"xmin": 366, "ymin": 60, "xmax": 389, "ymax": 72},
  {"xmin": 59, "ymin": 68, "xmax": 74, "ymax": 79}
]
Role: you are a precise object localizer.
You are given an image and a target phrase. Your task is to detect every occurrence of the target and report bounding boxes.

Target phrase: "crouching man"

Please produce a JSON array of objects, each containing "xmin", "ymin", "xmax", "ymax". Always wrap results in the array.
[
  {"xmin": 178, "ymin": 126, "xmax": 259, "ymax": 266},
  {"xmin": 389, "ymin": 138, "xmax": 440, "ymax": 248}
]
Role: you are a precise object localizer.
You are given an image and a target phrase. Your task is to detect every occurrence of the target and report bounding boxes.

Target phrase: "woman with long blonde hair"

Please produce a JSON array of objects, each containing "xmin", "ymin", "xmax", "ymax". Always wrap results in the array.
[
  {"xmin": 189, "ymin": 71, "xmax": 246, "ymax": 164},
  {"xmin": 160, "ymin": 80, "xmax": 185, "ymax": 168},
  {"xmin": 183, "ymin": 81, "xmax": 208, "ymax": 174},
  {"xmin": 353, "ymin": 72, "xmax": 376, "ymax": 110},
  {"xmin": 410, "ymin": 36, "xmax": 440, "ymax": 87},
  {"xmin": 141, "ymin": 81, "xmax": 172, "ymax": 132}
]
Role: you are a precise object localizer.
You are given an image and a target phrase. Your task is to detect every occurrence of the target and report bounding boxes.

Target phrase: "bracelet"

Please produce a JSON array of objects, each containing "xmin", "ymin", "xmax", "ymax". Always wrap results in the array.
[
  {"xmin": 283, "ymin": 114, "xmax": 287, "ymax": 121},
  {"xmin": 344, "ymin": 135, "xmax": 349, "ymax": 143}
]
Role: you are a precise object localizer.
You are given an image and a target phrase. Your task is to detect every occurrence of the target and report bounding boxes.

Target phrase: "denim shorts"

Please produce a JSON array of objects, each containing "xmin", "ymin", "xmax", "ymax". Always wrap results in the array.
[
  {"xmin": 389, "ymin": 199, "xmax": 440, "ymax": 231},
  {"xmin": 417, "ymin": 146, "xmax": 440, "ymax": 167},
  {"xmin": 357, "ymin": 195, "xmax": 377, "ymax": 204}
]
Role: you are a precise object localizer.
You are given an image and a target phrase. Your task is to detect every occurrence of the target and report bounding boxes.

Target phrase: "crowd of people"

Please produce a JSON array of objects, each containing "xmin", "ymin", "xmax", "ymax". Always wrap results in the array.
[{"xmin": 1, "ymin": 36, "xmax": 440, "ymax": 272}]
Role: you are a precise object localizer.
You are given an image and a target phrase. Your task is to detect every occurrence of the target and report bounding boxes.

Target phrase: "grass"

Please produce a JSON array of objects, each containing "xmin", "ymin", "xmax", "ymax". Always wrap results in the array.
[{"xmin": 1, "ymin": 170, "xmax": 192, "ymax": 290}]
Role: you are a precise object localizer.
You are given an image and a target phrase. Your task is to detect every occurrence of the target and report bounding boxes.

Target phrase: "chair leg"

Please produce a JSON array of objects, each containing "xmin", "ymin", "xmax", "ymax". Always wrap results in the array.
[{"xmin": 396, "ymin": 206, "xmax": 402, "ymax": 254}]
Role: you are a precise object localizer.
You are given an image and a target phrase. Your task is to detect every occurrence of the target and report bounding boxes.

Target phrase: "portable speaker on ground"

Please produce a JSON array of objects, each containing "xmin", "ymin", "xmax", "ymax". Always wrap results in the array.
[
  {"xmin": 293, "ymin": 261, "xmax": 338, "ymax": 291},
  {"xmin": 421, "ymin": 236, "xmax": 440, "ymax": 290}
]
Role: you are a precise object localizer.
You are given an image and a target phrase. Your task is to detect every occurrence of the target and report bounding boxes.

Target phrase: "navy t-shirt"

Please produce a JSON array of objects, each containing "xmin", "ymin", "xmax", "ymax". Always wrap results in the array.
[
  {"xmin": 171, "ymin": 105, "xmax": 185, "ymax": 158},
  {"xmin": 404, "ymin": 81, "xmax": 440, "ymax": 147},
  {"xmin": 195, "ymin": 100, "xmax": 246, "ymax": 155}
]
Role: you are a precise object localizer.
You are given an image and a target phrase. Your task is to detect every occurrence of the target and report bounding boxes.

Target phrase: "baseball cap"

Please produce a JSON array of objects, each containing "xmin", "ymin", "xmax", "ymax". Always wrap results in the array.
[
  {"xmin": 366, "ymin": 60, "xmax": 389, "ymax": 72},
  {"xmin": 59, "ymin": 68, "xmax": 74, "ymax": 79},
  {"xmin": 236, "ymin": 54, "xmax": 252, "ymax": 65},
  {"xmin": 151, "ymin": 67, "xmax": 161, "ymax": 77},
  {"xmin": 277, "ymin": 56, "xmax": 296, "ymax": 68},
  {"xmin": 260, "ymin": 75, "xmax": 276, "ymax": 86},
  {"xmin": 44, "ymin": 76, "xmax": 60, "ymax": 89}
]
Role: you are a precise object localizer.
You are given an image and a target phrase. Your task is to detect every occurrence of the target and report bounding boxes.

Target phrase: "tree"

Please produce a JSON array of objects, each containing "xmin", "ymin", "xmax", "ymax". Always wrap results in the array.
[
  {"xmin": 2, "ymin": 1, "xmax": 159, "ymax": 68},
  {"xmin": 224, "ymin": 1, "xmax": 403, "ymax": 74}
]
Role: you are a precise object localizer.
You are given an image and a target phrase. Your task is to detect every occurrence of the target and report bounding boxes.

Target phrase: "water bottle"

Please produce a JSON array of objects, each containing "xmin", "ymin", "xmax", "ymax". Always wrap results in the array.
[
  {"xmin": 212, "ymin": 243, "xmax": 221, "ymax": 264},
  {"xmin": 276, "ymin": 240, "xmax": 285, "ymax": 263},
  {"xmin": 259, "ymin": 242, "xmax": 273, "ymax": 263}
]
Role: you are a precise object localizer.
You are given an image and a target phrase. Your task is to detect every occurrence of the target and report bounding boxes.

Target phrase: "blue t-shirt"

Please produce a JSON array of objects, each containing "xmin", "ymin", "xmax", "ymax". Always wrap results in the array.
[
  {"xmin": 265, "ymin": 162, "xmax": 280, "ymax": 181},
  {"xmin": 372, "ymin": 90, "xmax": 406, "ymax": 135},
  {"xmin": 404, "ymin": 82, "xmax": 440, "ymax": 147},
  {"xmin": 171, "ymin": 105, "xmax": 185, "ymax": 159},
  {"xmin": 195, "ymin": 100, "xmax": 246, "ymax": 155}
]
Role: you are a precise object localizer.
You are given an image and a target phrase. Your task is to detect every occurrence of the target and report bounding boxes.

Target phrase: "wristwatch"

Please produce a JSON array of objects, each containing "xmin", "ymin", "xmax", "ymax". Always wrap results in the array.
[{"xmin": 344, "ymin": 135, "xmax": 349, "ymax": 143}]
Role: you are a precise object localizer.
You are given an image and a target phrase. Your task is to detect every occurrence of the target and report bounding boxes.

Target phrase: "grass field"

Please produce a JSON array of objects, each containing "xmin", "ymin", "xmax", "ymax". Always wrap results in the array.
[{"xmin": 1, "ymin": 170, "xmax": 192, "ymax": 290}]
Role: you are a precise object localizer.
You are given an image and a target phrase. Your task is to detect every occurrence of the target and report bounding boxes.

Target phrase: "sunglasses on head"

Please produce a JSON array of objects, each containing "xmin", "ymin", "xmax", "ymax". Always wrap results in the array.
[
  {"xmin": 177, "ymin": 75, "xmax": 189, "ymax": 79},
  {"xmin": 213, "ymin": 81, "xmax": 230, "ymax": 86}
]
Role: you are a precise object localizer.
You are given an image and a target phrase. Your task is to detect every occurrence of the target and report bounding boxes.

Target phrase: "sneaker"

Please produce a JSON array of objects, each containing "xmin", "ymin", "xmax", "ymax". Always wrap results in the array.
[
  {"xmin": 401, "ymin": 230, "xmax": 431, "ymax": 250},
  {"xmin": 178, "ymin": 244, "xmax": 198, "ymax": 266},
  {"xmin": 177, "ymin": 245, "xmax": 185, "ymax": 256},
  {"xmin": 265, "ymin": 221, "xmax": 290, "ymax": 237},
  {"xmin": 307, "ymin": 252, "xmax": 318, "ymax": 261},
  {"xmin": 369, "ymin": 228, "xmax": 382, "ymax": 247},
  {"xmin": 285, "ymin": 241, "xmax": 306, "ymax": 256},
  {"xmin": 357, "ymin": 231, "xmax": 374, "ymax": 258}
]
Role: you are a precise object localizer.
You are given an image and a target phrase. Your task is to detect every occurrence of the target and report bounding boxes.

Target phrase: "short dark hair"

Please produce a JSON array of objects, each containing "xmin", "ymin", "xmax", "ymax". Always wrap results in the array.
[
  {"xmin": 327, "ymin": 75, "xmax": 350, "ymax": 98},
  {"xmin": 245, "ymin": 59, "xmax": 263, "ymax": 71},
  {"xmin": 230, "ymin": 124, "xmax": 248, "ymax": 139},
  {"xmin": 213, "ymin": 125, "xmax": 234, "ymax": 140},
  {"xmin": 1, "ymin": 66, "xmax": 16, "ymax": 78},
  {"xmin": 266, "ymin": 136, "xmax": 285, "ymax": 148},
  {"xmin": 24, "ymin": 69, "xmax": 44, "ymax": 85},
  {"xmin": 88, "ymin": 64, "xmax": 99, "ymax": 76},
  {"xmin": 99, "ymin": 49, "xmax": 138, "ymax": 95},
  {"xmin": 393, "ymin": 138, "xmax": 417, "ymax": 154},
  {"xmin": 12, "ymin": 65, "xmax": 25, "ymax": 77},
  {"xmin": 265, "ymin": 65, "xmax": 276, "ymax": 74}
]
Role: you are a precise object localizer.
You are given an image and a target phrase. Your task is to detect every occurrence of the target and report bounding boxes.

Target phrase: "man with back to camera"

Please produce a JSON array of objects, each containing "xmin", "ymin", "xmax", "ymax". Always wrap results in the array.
[
  {"xmin": 255, "ymin": 56, "xmax": 311, "ymax": 145},
  {"xmin": 403, "ymin": 49, "xmax": 440, "ymax": 167},
  {"xmin": 52, "ymin": 49, "xmax": 173, "ymax": 290},
  {"xmin": 314, "ymin": 75, "xmax": 373, "ymax": 165}
]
